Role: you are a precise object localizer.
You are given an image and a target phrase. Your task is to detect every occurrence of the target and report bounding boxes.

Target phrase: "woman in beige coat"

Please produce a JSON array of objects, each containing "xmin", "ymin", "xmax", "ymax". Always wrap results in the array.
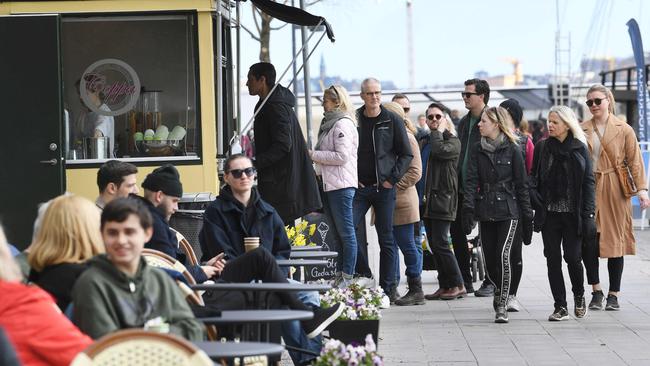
[
  {"xmin": 581, "ymin": 84, "xmax": 650, "ymax": 311},
  {"xmin": 383, "ymin": 102, "xmax": 424, "ymax": 306}
]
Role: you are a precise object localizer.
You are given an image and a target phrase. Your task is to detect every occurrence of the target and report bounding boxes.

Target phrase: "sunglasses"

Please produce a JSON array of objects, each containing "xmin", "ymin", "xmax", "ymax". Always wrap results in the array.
[
  {"xmin": 585, "ymin": 98, "xmax": 605, "ymax": 107},
  {"xmin": 403, "ymin": 107, "xmax": 411, "ymax": 113},
  {"xmin": 227, "ymin": 167, "xmax": 256, "ymax": 179},
  {"xmin": 427, "ymin": 113, "xmax": 443, "ymax": 121},
  {"xmin": 461, "ymin": 92, "xmax": 480, "ymax": 99}
]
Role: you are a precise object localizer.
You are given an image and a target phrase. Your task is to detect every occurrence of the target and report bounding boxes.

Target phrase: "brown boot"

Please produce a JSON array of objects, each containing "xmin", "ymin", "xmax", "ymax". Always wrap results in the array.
[
  {"xmin": 440, "ymin": 286, "xmax": 464, "ymax": 300},
  {"xmin": 424, "ymin": 288, "xmax": 445, "ymax": 300}
]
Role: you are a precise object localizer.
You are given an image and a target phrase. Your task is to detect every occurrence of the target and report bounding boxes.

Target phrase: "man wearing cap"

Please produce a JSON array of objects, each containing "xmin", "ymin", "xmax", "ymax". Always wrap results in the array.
[
  {"xmin": 138, "ymin": 164, "xmax": 220, "ymax": 283},
  {"xmin": 95, "ymin": 160, "xmax": 138, "ymax": 209}
]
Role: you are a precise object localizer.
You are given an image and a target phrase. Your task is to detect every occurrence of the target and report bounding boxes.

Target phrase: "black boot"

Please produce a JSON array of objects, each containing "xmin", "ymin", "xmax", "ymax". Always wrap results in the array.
[{"xmin": 395, "ymin": 277, "xmax": 425, "ymax": 306}]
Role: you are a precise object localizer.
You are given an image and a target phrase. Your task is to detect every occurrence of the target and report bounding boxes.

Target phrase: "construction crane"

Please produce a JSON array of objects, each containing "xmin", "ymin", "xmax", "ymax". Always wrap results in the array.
[
  {"xmin": 503, "ymin": 57, "xmax": 523, "ymax": 85},
  {"xmin": 406, "ymin": 0, "xmax": 415, "ymax": 89}
]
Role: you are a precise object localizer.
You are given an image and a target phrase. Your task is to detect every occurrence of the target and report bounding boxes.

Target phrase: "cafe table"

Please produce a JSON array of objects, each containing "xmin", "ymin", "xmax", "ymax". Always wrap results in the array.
[
  {"xmin": 197, "ymin": 309, "xmax": 313, "ymax": 342},
  {"xmin": 289, "ymin": 250, "xmax": 338, "ymax": 259},
  {"xmin": 193, "ymin": 340, "xmax": 284, "ymax": 361},
  {"xmin": 290, "ymin": 245, "xmax": 323, "ymax": 252}
]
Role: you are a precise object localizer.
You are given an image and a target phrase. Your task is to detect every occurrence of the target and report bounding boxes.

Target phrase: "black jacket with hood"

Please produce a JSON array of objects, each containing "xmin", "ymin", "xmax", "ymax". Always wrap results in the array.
[
  {"xmin": 253, "ymin": 84, "xmax": 321, "ymax": 223},
  {"xmin": 200, "ymin": 186, "xmax": 291, "ymax": 262},
  {"xmin": 423, "ymin": 130, "xmax": 461, "ymax": 221},
  {"xmin": 463, "ymin": 136, "xmax": 533, "ymax": 222},
  {"xmin": 355, "ymin": 104, "xmax": 413, "ymax": 186}
]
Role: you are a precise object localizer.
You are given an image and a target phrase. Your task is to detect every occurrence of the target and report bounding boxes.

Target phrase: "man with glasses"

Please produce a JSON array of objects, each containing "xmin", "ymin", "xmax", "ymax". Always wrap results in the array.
[
  {"xmin": 353, "ymin": 78, "xmax": 413, "ymax": 301},
  {"xmin": 246, "ymin": 62, "xmax": 322, "ymax": 225},
  {"xmin": 392, "ymin": 93, "xmax": 411, "ymax": 116},
  {"xmin": 452, "ymin": 78, "xmax": 492, "ymax": 296}
]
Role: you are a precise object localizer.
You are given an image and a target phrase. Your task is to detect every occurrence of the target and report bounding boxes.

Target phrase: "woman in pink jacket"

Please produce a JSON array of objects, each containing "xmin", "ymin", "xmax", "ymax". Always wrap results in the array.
[{"xmin": 310, "ymin": 85, "xmax": 359, "ymax": 287}]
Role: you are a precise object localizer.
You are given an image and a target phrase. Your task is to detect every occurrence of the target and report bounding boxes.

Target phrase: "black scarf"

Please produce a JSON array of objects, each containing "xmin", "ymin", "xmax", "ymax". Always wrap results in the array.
[{"xmin": 544, "ymin": 133, "xmax": 574, "ymax": 202}]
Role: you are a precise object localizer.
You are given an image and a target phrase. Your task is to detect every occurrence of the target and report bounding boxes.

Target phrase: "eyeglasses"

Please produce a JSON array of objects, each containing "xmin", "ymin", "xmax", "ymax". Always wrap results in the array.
[
  {"xmin": 461, "ymin": 92, "xmax": 480, "ymax": 99},
  {"xmin": 364, "ymin": 91, "xmax": 381, "ymax": 97},
  {"xmin": 427, "ymin": 113, "xmax": 443, "ymax": 121},
  {"xmin": 585, "ymin": 98, "xmax": 605, "ymax": 107},
  {"xmin": 227, "ymin": 167, "xmax": 256, "ymax": 179}
]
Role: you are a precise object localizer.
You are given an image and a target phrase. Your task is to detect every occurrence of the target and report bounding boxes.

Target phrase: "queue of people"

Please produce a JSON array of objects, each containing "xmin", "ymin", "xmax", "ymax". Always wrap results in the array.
[{"xmin": 2, "ymin": 59, "xmax": 650, "ymax": 366}]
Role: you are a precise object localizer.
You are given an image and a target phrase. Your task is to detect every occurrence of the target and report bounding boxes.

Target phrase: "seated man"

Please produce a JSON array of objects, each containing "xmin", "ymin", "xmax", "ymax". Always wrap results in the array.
[
  {"xmin": 95, "ymin": 160, "xmax": 139, "ymax": 209},
  {"xmin": 135, "ymin": 164, "xmax": 221, "ymax": 283},
  {"xmin": 72, "ymin": 198, "xmax": 204, "ymax": 341},
  {"xmin": 199, "ymin": 154, "xmax": 321, "ymax": 365}
]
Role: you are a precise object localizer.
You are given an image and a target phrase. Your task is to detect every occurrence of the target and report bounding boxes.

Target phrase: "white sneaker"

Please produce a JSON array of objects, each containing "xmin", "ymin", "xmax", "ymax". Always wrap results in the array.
[
  {"xmin": 506, "ymin": 295, "xmax": 521, "ymax": 312},
  {"xmin": 355, "ymin": 276, "xmax": 376, "ymax": 289},
  {"xmin": 379, "ymin": 294, "xmax": 391, "ymax": 309}
]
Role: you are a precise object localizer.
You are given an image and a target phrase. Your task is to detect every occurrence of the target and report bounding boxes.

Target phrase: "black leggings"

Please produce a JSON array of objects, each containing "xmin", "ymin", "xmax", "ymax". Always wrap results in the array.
[
  {"xmin": 480, "ymin": 219, "xmax": 518, "ymax": 308},
  {"xmin": 509, "ymin": 222, "xmax": 523, "ymax": 295},
  {"xmin": 583, "ymin": 235, "xmax": 624, "ymax": 292},
  {"xmin": 449, "ymin": 194, "xmax": 473, "ymax": 284}
]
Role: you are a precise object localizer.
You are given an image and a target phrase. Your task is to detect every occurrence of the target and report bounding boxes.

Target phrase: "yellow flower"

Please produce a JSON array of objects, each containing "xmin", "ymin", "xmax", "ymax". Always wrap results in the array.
[{"xmin": 309, "ymin": 224, "xmax": 316, "ymax": 236}]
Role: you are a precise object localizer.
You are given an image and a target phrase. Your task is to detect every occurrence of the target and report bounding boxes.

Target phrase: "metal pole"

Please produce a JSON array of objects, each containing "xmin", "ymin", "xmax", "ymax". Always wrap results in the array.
[
  {"xmin": 299, "ymin": 0, "xmax": 313, "ymax": 149},
  {"xmin": 216, "ymin": 9, "xmax": 224, "ymax": 156},
  {"xmin": 236, "ymin": 1, "xmax": 242, "ymax": 134},
  {"xmin": 291, "ymin": 0, "xmax": 299, "ymax": 98}
]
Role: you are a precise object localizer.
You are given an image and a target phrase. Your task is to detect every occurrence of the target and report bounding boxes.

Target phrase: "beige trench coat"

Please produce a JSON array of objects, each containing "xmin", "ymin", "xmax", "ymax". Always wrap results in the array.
[
  {"xmin": 393, "ymin": 132, "xmax": 422, "ymax": 226},
  {"xmin": 581, "ymin": 115, "xmax": 647, "ymax": 257}
]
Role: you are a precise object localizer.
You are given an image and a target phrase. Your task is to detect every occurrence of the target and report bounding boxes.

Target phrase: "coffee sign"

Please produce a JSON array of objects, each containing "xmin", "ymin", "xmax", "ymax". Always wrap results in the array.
[{"xmin": 80, "ymin": 58, "xmax": 140, "ymax": 117}]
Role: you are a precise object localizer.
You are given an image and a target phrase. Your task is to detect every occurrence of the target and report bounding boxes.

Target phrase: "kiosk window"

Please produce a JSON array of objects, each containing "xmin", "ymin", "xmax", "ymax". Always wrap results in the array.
[{"xmin": 61, "ymin": 14, "xmax": 200, "ymax": 162}]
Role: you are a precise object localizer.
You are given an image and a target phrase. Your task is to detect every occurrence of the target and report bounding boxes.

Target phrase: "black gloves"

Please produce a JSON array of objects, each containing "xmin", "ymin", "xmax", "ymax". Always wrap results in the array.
[
  {"xmin": 521, "ymin": 216, "xmax": 533, "ymax": 245},
  {"xmin": 462, "ymin": 210, "xmax": 476, "ymax": 235},
  {"xmin": 582, "ymin": 214, "xmax": 596, "ymax": 241}
]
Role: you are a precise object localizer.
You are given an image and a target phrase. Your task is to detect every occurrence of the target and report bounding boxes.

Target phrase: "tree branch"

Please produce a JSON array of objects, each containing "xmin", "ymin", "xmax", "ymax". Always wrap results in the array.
[
  {"xmin": 252, "ymin": 6, "xmax": 262, "ymax": 34},
  {"xmin": 241, "ymin": 23, "xmax": 261, "ymax": 41},
  {"xmin": 270, "ymin": 22, "xmax": 290, "ymax": 31}
]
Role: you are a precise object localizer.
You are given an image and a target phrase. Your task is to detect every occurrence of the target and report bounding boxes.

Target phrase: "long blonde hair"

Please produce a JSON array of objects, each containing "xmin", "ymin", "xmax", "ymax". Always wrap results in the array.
[
  {"xmin": 323, "ymin": 85, "xmax": 356, "ymax": 124},
  {"xmin": 28, "ymin": 195, "xmax": 104, "ymax": 272},
  {"xmin": 0, "ymin": 226, "xmax": 22, "ymax": 282},
  {"xmin": 548, "ymin": 105, "xmax": 587, "ymax": 145},
  {"xmin": 587, "ymin": 84, "xmax": 616, "ymax": 115},
  {"xmin": 484, "ymin": 106, "xmax": 518, "ymax": 143},
  {"xmin": 384, "ymin": 102, "xmax": 417, "ymax": 135}
]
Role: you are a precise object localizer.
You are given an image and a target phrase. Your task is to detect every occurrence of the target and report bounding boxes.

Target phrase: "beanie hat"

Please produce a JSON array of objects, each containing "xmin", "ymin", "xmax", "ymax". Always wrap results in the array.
[
  {"xmin": 142, "ymin": 164, "xmax": 183, "ymax": 198},
  {"xmin": 500, "ymin": 98, "xmax": 523, "ymax": 127}
]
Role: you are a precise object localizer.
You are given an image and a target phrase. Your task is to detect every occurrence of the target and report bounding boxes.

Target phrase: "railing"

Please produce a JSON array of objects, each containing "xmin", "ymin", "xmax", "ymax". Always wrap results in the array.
[{"xmin": 600, "ymin": 64, "xmax": 650, "ymax": 91}]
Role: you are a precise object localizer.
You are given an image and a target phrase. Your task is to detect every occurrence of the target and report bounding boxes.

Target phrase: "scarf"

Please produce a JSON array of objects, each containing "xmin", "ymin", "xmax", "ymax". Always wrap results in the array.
[
  {"xmin": 544, "ymin": 133, "xmax": 574, "ymax": 202},
  {"xmin": 315, "ymin": 110, "xmax": 348, "ymax": 150},
  {"xmin": 480, "ymin": 132, "xmax": 506, "ymax": 153}
]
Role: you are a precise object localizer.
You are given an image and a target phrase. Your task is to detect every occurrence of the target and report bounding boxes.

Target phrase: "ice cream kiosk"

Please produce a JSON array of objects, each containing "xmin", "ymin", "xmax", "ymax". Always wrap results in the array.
[{"xmin": 0, "ymin": 0, "xmax": 235, "ymax": 247}]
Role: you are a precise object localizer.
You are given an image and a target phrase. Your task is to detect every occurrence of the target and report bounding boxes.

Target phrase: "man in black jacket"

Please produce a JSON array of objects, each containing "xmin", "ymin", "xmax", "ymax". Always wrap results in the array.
[
  {"xmin": 247, "ymin": 62, "xmax": 321, "ymax": 224},
  {"xmin": 353, "ymin": 78, "xmax": 413, "ymax": 300},
  {"xmin": 452, "ymin": 78, "xmax": 492, "ymax": 296}
]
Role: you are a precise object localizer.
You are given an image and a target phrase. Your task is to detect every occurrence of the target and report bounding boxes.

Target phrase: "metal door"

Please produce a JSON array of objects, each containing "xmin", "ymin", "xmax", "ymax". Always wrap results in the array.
[{"xmin": 0, "ymin": 15, "xmax": 65, "ymax": 249}]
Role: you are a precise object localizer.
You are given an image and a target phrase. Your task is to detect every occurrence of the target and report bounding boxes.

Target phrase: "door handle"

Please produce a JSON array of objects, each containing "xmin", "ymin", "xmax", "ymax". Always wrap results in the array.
[{"xmin": 39, "ymin": 159, "xmax": 57, "ymax": 166}]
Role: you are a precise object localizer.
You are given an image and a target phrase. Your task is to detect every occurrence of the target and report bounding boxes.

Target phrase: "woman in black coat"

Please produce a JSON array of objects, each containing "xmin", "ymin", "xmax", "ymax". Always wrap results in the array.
[
  {"xmin": 463, "ymin": 106, "xmax": 533, "ymax": 323},
  {"xmin": 530, "ymin": 105, "xmax": 595, "ymax": 322},
  {"xmin": 421, "ymin": 103, "xmax": 466, "ymax": 301}
]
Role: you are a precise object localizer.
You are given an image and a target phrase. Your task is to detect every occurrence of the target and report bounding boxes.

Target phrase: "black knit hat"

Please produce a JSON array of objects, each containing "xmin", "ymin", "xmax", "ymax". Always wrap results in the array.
[
  {"xmin": 500, "ymin": 98, "xmax": 523, "ymax": 127},
  {"xmin": 142, "ymin": 164, "xmax": 183, "ymax": 198}
]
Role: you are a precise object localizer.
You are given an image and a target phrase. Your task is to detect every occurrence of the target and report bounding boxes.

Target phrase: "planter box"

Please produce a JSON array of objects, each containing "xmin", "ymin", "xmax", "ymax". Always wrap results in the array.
[{"xmin": 326, "ymin": 319, "xmax": 380, "ymax": 347}]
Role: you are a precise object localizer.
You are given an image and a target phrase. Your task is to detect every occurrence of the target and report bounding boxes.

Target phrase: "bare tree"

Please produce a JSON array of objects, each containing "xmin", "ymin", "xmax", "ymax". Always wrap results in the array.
[{"xmin": 241, "ymin": 0, "xmax": 324, "ymax": 62}]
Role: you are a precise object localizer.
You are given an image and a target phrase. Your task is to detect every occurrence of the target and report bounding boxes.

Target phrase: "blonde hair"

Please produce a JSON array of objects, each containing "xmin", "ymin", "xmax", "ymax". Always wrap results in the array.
[
  {"xmin": 484, "ymin": 106, "xmax": 518, "ymax": 143},
  {"xmin": 548, "ymin": 105, "xmax": 587, "ymax": 145},
  {"xmin": 587, "ymin": 84, "xmax": 616, "ymax": 115},
  {"xmin": 323, "ymin": 85, "xmax": 357, "ymax": 124},
  {"xmin": 0, "ymin": 226, "xmax": 22, "ymax": 282},
  {"xmin": 28, "ymin": 195, "xmax": 104, "ymax": 272},
  {"xmin": 384, "ymin": 102, "xmax": 416, "ymax": 135}
]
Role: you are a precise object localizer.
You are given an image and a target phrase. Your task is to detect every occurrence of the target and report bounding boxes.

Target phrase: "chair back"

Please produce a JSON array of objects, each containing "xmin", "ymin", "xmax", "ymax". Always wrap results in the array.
[
  {"xmin": 170, "ymin": 227, "xmax": 200, "ymax": 266},
  {"xmin": 142, "ymin": 248, "xmax": 196, "ymax": 285},
  {"xmin": 69, "ymin": 329, "xmax": 212, "ymax": 366}
]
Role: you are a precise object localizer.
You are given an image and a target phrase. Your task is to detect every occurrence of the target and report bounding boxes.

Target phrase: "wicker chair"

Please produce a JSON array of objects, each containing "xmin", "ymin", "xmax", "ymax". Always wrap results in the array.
[
  {"xmin": 170, "ymin": 227, "xmax": 200, "ymax": 266},
  {"xmin": 69, "ymin": 329, "xmax": 213, "ymax": 366}
]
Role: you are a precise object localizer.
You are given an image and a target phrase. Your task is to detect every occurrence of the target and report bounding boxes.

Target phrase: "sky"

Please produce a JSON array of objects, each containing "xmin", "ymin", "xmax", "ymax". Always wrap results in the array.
[{"xmin": 236, "ymin": 0, "xmax": 650, "ymax": 89}]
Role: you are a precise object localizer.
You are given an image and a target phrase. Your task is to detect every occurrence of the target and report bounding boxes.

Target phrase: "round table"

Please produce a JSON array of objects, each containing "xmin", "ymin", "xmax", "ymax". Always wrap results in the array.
[
  {"xmin": 290, "ymin": 250, "xmax": 338, "ymax": 259},
  {"xmin": 276, "ymin": 258, "xmax": 329, "ymax": 267},
  {"xmin": 190, "ymin": 282, "xmax": 330, "ymax": 292},
  {"xmin": 197, "ymin": 309, "xmax": 313, "ymax": 325},
  {"xmin": 290, "ymin": 245, "xmax": 323, "ymax": 251},
  {"xmin": 194, "ymin": 341, "xmax": 284, "ymax": 359}
]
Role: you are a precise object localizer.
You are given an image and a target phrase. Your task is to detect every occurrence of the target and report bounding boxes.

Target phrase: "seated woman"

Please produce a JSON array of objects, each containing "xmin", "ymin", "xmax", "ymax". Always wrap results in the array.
[
  {"xmin": 27, "ymin": 195, "xmax": 104, "ymax": 311},
  {"xmin": 0, "ymin": 225, "xmax": 92, "ymax": 366}
]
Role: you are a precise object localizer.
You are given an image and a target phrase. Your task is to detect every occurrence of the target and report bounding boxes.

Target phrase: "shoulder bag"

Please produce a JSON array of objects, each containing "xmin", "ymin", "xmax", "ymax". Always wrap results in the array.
[{"xmin": 592, "ymin": 120, "xmax": 638, "ymax": 198}]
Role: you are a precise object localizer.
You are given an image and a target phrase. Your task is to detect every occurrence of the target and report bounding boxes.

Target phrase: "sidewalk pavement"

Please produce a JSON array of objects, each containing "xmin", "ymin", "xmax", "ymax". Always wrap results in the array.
[{"xmin": 379, "ymin": 228, "xmax": 650, "ymax": 365}]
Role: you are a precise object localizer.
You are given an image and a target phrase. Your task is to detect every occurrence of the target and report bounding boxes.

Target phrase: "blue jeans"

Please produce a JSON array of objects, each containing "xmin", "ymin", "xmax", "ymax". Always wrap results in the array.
[
  {"xmin": 323, "ymin": 188, "xmax": 358, "ymax": 275},
  {"xmin": 353, "ymin": 185, "xmax": 397, "ymax": 292},
  {"xmin": 393, "ymin": 223, "xmax": 422, "ymax": 280},
  {"xmin": 281, "ymin": 280, "xmax": 321, "ymax": 364}
]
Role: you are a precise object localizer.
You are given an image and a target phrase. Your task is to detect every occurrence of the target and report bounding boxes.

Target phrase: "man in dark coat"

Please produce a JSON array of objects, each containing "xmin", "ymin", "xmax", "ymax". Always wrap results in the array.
[{"xmin": 246, "ymin": 62, "xmax": 322, "ymax": 224}]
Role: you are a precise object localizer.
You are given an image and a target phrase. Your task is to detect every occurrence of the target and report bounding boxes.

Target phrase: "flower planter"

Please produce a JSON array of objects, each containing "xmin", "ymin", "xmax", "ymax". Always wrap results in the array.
[{"xmin": 326, "ymin": 319, "xmax": 380, "ymax": 347}]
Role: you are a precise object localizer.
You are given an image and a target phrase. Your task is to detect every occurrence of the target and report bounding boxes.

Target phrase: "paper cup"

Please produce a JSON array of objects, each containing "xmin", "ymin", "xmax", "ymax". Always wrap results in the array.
[{"xmin": 244, "ymin": 237, "xmax": 260, "ymax": 252}]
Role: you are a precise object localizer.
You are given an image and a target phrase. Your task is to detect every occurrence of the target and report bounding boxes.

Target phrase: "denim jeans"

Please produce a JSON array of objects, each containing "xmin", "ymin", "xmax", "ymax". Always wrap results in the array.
[
  {"xmin": 323, "ymin": 187, "xmax": 358, "ymax": 275},
  {"xmin": 281, "ymin": 280, "xmax": 321, "ymax": 364},
  {"xmin": 353, "ymin": 185, "xmax": 398, "ymax": 293},
  {"xmin": 393, "ymin": 223, "xmax": 421, "ymax": 279}
]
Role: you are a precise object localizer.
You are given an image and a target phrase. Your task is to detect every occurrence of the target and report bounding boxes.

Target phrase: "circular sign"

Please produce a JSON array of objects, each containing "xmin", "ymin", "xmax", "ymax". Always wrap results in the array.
[{"xmin": 80, "ymin": 58, "xmax": 140, "ymax": 117}]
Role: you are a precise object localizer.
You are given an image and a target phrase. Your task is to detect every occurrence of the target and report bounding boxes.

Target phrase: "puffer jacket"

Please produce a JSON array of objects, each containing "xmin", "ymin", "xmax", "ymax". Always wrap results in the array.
[
  {"xmin": 463, "ymin": 137, "xmax": 532, "ymax": 222},
  {"xmin": 393, "ymin": 132, "xmax": 421, "ymax": 225},
  {"xmin": 312, "ymin": 116, "xmax": 359, "ymax": 192}
]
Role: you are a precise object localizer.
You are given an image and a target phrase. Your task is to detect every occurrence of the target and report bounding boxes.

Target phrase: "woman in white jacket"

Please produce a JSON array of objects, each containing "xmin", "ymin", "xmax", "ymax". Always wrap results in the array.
[{"xmin": 310, "ymin": 85, "xmax": 359, "ymax": 287}]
